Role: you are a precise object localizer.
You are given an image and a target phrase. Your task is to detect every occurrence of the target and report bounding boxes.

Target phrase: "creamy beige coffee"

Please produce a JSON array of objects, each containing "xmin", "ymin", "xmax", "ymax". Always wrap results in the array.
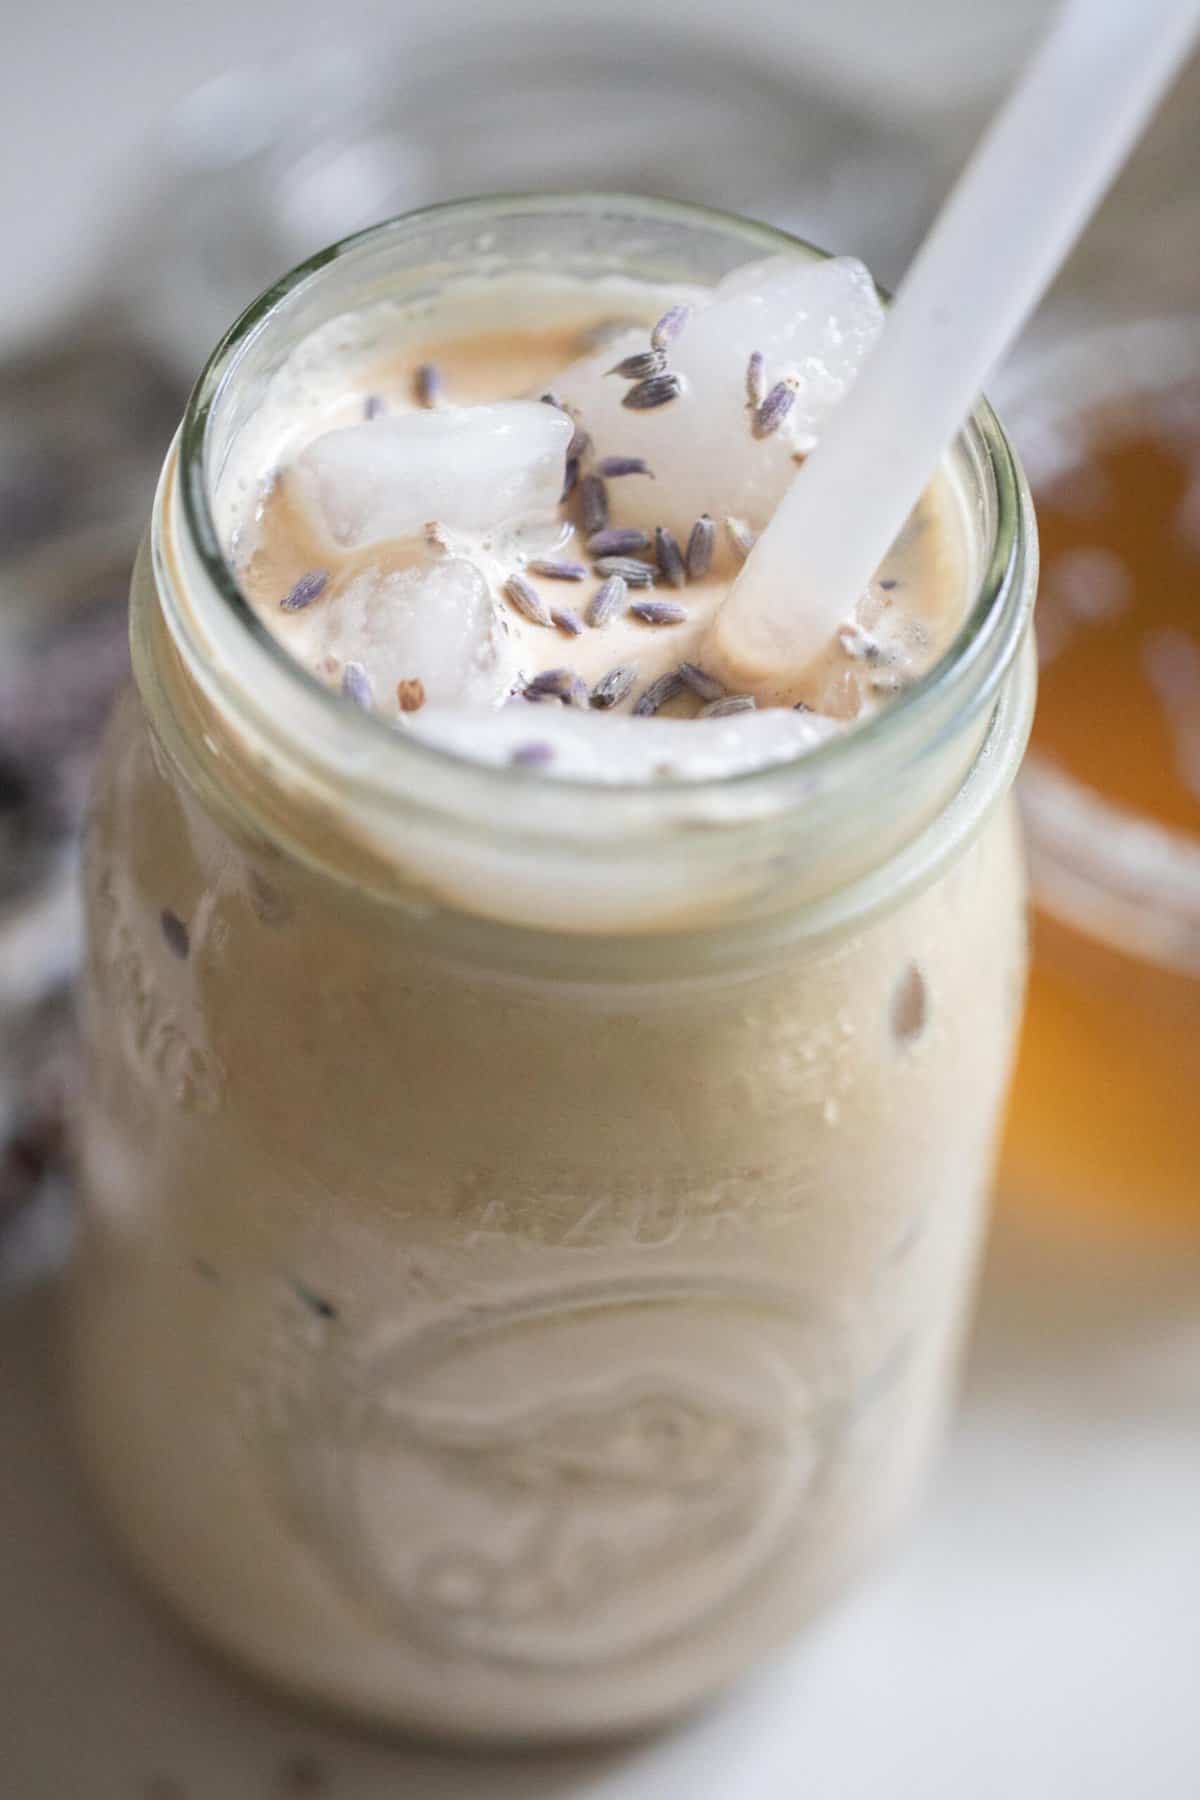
[
  {"xmin": 227, "ymin": 260, "xmax": 966, "ymax": 780},
  {"xmin": 69, "ymin": 200, "xmax": 1035, "ymax": 1743}
]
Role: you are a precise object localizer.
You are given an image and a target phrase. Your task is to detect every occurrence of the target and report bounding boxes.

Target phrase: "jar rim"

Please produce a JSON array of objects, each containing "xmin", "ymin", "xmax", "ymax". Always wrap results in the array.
[{"xmin": 169, "ymin": 192, "xmax": 1032, "ymax": 831}]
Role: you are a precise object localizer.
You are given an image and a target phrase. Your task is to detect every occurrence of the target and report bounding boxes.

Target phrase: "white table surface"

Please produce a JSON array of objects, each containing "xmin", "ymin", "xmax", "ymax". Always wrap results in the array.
[
  {"xmin": 5, "ymin": 5, "xmax": 1200, "ymax": 1795},
  {"xmin": 6, "ymin": 1204, "xmax": 1200, "ymax": 1800}
]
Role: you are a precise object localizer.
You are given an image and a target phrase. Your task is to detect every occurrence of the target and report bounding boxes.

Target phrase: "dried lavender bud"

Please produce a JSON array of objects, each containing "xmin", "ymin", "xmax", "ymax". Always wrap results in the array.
[
  {"xmin": 566, "ymin": 426, "xmax": 591, "ymax": 465},
  {"xmin": 746, "ymin": 350, "xmax": 766, "ymax": 409},
  {"xmin": 586, "ymin": 573, "xmax": 628, "ymax": 626},
  {"xmin": 591, "ymin": 663, "xmax": 638, "ymax": 709},
  {"xmin": 685, "ymin": 514, "xmax": 715, "ymax": 580},
  {"xmin": 396, "ymin": 678, "xmax": 426, "ymax": 713},
  {"xmin": 552, "ymin": 605, "xmax": 586, "ymax": 637},
  {"xmin": 525, "ymin": 667, "xmax": 577, "ymax": 698},
  {"xmin": 650, "ymin": 303, "xmax": 691, "ymax": 352},
  {"xmin": 608, "ymin": 348, "xmax": 667, "ymax": 381},
  {"xmin": 633, "ymin": 669, "xmax": 686, "ymax": 716},
  {"xmin": 586, "ymin": 526, "xmax": 651, "ymax": 557},
  {"xmin": 510, "ymin": 740, "xmax": 555, "ymax": 768},
  {"xmin": 560, "ymin": 458, "xmax": 579, "ymax": 502},
  {"xmin": 279, "ymin": 570, "xmax": 328, "ymax": 613},
  {"xmin": 579, "ymin": 472, "xmax": 609, "ymax": 535},
  {"xmin": 504, "ymin": 573, "xmax": 553, "ymax": 627},
  {"xmin": 655, "ymin": 526, "xmax": 686, "ymax": 589},
  {"xmin": 160, "ymin": 908, "xmax": 189, "ymax": 959},
  {"xmin": 593, "ymin": 556, "xmax": 656, "ymax": 586},
  {"xmin": 753, "ymin": 379, "xmax": 797, "ymax": 439},
  {"xmin": 701, "ymin": 694, "xmax": 756, "ymax": 718},
  {"xmin": 630, "ymin": 598, "xmax": 687, "ymax": 626},
  {"xmin": 522, "ymin": 689, "xmax": 563, "ymax": 705},
  {"xmin": 527, "ymin": 558, "xmax": 588, "ymax": 581},
  {"xmin": 724, "ymin": 516, "xmax": 757, "ymax": 561},
  {"xmin": 341, "ymin": 661, "xmax": 373, "ymax": 710},
  {"xmin": 364, "ymin": 393, "xmax": 385, "ymax": 420},
  {"xmin": 678, "ymin": 661, "xmax": 724, "ymax": 703},
  {"xmin": 891, "ymin": 963, "xmax": 928, "ymax": 1043},
  {"xmin": 623, "ymin": 372, "xmax": 683, "ymax": 411},
  {"xmin": 879, "ymin": 577, "xmax": 900, "ymax": 591},
  {"xmin": 594, "ymin": 455, "xmax": 654, "ymax": 480},
  {"xmin": 413, "ymin": 363, "xmax": 444, "ymax": 409},
  {"xmin": 293, "ymin": 1280, "xmax": 337, "ymax": 1320},
  {"xmin": 564, "ymin": 675, "xmax": 591, "ymax": 709}
]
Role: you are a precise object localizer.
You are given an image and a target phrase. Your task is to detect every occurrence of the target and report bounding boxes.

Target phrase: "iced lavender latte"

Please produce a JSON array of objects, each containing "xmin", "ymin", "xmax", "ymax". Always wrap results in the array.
[{"xmin": 71, "ymin": 198, "xmax": 1035, "ymax": 1741}]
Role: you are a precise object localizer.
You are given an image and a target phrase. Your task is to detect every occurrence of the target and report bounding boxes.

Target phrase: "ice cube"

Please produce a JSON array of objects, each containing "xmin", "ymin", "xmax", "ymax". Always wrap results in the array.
[
  {"xmin": 290, "ymin": 557, "xmax": 518, "ymax": 710},
  {"xmin": 283, "ymin": 402, "xmax": 573, "ymax": 550},
  {"xmin": 553, "ymin": 257, "xmax": 884, "ymax": 540}
]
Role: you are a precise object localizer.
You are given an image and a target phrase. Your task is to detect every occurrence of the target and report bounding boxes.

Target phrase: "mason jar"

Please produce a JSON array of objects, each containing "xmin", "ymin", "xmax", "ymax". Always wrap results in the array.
[{"xmin": 69, "ymin": 196, "xmax": 1036, "ymax": 1744}]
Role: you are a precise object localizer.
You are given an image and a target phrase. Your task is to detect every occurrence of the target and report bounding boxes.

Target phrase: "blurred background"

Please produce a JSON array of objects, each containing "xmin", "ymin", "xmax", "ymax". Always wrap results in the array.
[{"xmin": 2, "ymin": 3, "xmax": 1198, "ymax": 1796}]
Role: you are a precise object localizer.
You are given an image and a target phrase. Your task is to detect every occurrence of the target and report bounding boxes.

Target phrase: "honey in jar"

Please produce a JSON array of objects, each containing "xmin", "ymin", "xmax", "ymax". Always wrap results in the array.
[{"xmin": 1001, "ymin": 347, "xmax": 1200, "ymax": 1231}]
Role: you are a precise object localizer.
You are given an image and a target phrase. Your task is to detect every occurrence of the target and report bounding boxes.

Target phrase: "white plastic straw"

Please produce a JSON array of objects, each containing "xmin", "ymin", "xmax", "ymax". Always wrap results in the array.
[{"xmin": 712, "ymin": 0, "xmax": 1200, "ymax": 688}]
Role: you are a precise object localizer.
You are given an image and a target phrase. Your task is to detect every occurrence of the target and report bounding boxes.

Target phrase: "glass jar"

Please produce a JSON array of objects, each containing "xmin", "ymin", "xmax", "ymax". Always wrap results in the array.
[{"xmin": 69, "ymin": 197, "xmax": 1036, "ymax": 1744}]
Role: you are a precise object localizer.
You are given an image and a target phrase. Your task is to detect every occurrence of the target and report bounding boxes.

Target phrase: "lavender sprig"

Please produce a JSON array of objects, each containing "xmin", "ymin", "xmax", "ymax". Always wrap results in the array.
[
  {"xmin": 685, "ymin": 514, "xmax": 715, "ymax": 580},
  {"xmin": 633, "ymin": 669, "xmax": 686, "ymax": 716},
  {"xmin": 678, "ymin": 661, "xmax": 724, "ymax": 703},
  {"xmin": 631, "ymin": 598, "xmax": 687, "ymax": 626},
  {"xmin": 586, "ymin": 573, "xmax": 628, "ymax": 626},
  {"xmin": 623, "ymin": 372, "xmax": 682, "ymax": 411},
  {"xmin": 591, "ymin": 663, "xmax": 638, "ymax": 709},
  {"xmin": 608, "ymin": 348, "xmax": 666, "ymax": 381},
  {"xmin": 595, "ymin": 455, "xmax": 654, "ymax": 480},
  {"xmin": 280, "ymin": 570, "xmax": 328, "ymax": 613},
  {"xmin": 701, "ymin": 694, "xmax": 757, "ymax": 718},
  {"xmin": 587, "ymin": 525, "xmax": 651, "ymax": 557},
  {"xmin": 525, "ymin": 667, "xmax": 577, "ymax": 698},
  {"xmin": 655, "ymin": 526, "xmax": 686, "ymax": 589},
  {"xmin": 745, "ymin": 351, "xmax": 766, "ymax": 410},
  {"xmin": 651, "ymin": 304, "xmax": 691, "ymax": 352},
  {"xmin": 341, "ymin": 661, "xmax": 373, "ymax": 711},
  {"xmin": 413, "ymin": 363, "xmax": 444, "ymax": 409},
  {"xmin": 527, "ymin": 558, "xmax": 588, "ymax": 581},
  {"xmin": 504, "ymin": 573, "xmax": 553, "ymax": 627},
  {"xmin": 552, "ymin": 605, "xmax": 586, "ymax": 637},
  {"xmin": 593, "ymin": 556, "xmax": 656, "ymax": 586},
  {"xmin": 579, "ymin": 473, "xmax": 609, "ymax": 535},
  {"xmin": 510, "ymin": 741, "xmax": 555, "ymax": 767},
  {"xmin": 753, "ymin": 379, "xmax": 797, "ymax": 439}
]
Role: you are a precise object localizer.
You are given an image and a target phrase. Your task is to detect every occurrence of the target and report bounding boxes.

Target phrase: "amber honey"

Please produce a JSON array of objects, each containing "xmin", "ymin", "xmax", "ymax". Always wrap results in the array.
[{"xmin": 1001, "ymin": 365, "xmax": 1200, "ymax": 1231}]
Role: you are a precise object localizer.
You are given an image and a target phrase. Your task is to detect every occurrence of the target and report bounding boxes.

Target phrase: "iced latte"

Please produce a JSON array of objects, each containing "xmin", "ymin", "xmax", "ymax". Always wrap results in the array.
[{"xmin": 71, "ymin": 197, "xmax": 1036, "ymax": 1741}]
